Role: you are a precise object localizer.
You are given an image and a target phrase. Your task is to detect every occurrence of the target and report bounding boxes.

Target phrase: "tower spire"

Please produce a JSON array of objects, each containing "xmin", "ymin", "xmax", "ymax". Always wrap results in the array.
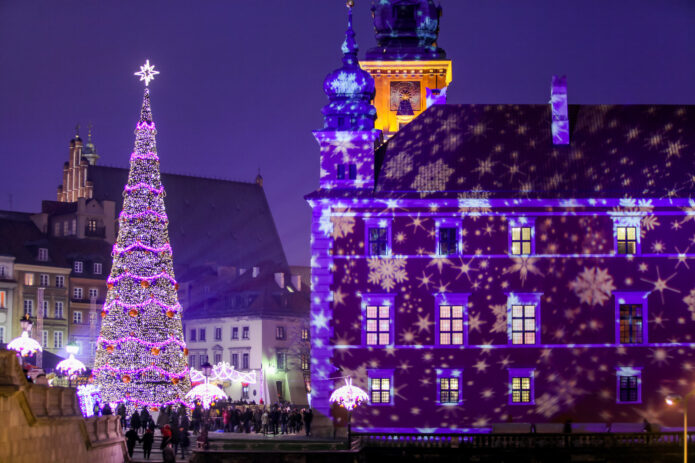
[{"xmin": 341, "ymin": 1, "xmax": 358, "ymax": 66}]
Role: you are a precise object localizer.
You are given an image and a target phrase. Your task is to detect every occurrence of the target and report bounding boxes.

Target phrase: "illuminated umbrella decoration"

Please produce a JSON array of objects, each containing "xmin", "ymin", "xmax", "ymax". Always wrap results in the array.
[
  {"xmin": 8, "ymin": 331, "xmax": 42, "ymax": 357},
  {"xmin": 329, "ymin": 378, "xmax": 369, "ymax": 410},
  {"xmin": 56, "ymin": 344, "xmax": 87, "ymax": 377},
  {"xmin": 185, "ymin": 382, "xmax": 228, "ymax": 409}
]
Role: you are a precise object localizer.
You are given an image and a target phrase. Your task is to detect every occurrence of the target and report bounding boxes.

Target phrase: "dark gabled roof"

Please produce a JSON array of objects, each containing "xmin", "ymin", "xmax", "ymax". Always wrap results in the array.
[
  {"xmin": 308, "ymin": 104, "xmax": 695, "ymax": 200},
  {"xmin": 47, "ymin": 237, "xmax": 112, "ymax": 278},
  {"xmin": 40, "ymin": 201, "xmax": 77, "ymax": 215},
  {"xmin": 375, "ymin": 104, "xmax": 695, "ymax": 198},
  {"xmin": 87, "ymin": 166, "xmax": 288, "ymax": 272}
]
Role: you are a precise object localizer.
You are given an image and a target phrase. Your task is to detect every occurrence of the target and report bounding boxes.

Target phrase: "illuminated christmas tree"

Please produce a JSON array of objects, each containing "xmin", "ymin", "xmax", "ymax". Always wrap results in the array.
[{"xmin": 93, "ymin": 61, "xmax": 190, "ymax": 411}]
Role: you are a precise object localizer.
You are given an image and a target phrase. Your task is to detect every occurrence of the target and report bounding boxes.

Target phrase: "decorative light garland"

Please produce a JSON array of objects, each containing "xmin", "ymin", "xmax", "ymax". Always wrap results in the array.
[
  {"xmin": 189, "ymin": 362, "xmax": 257, "ymax": 384},
  {"xmin": 185, "ymin": 383, "xmax": 228, "ymax": 410},
  {"xmin": 93, "ymin": 363, "xmax": 189, "ymax": 379},
  {"xmin": 56, "ymin": 353, "xmax": 87, "ymax": 377},
  {"xmin": 118, "ymin": 210, "xmax": 169, "ymax": 222},
  {"xmin": 329, "ymin": 378, "xmax": 369, "ymax": 410},
  {"xmin": 77, "ymin": 385, "xmax": 102, "ymax": 417},
  {"xmin": 8, "ymin": 331, "xmax": 42, "ymax": 357},
  {"xmin": 107, "ymin": 270, "xmax": 176, "ymax": 285},
  {"xmin": 102, "ymin": 296, "xmax": 181, "ymax": 313},
  {"xmin": 113, "ymin": 241, "xmax": 172, "ymax": 255},
  {"xmin": 124, "ymin": 183, "xmax": 165, "ymax": 195},
  {"xmin": 98, "ymin": 335, "xmax": 186, "ymax": 349}
]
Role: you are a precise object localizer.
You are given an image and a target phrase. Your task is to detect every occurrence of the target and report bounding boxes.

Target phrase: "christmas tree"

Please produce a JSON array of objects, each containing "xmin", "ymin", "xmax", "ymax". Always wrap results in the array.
[{"xmin": 93, "ymin": 62, "xmax": 190, "ymax": 411}]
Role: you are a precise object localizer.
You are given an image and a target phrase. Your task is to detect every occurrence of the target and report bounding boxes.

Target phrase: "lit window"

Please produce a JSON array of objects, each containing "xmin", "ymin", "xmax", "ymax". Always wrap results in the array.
[
  {"xmin": 276, "ymin": 326, "xmax": 286, "ymax": 340},
  {"xmin": 620, "ymin": 304, "xmax": 643, "ymax": 344},
  {"xmin": 301, "ymin": 328, "xmax": 310, "ymax": 341},
  {"xmin": 438, "ymin": 227, "xmax": 458, "ymax": 256},
  {"xmin": 93, "ymin": 263, "xmax": 102, "ymax": 275},
  {"xmin": 73, "ymin": 287, "xmax": 83, "ymax": 300},
  {"xmin": 87, "ymin": 219, "xmax": 98, "ymax": 233},
  {"xmin": 366, "ymin": 305, "xmax": 391, "ymax": 345},
  {"xmin": 0, "ymin": 290, "xmax": 5, "ymax": 308},
  {"xmin": 509, "ymin": 368, "xmax": 535, "ymax": 404},
  {"xmin": 73, "ymin": 311, "xmax": 82, "ymax": 324},
  {"xmin": 40, "ymin": 274, "xmax": 49, "ymax": 287},
  {"xmin": 74, "ymin": 261, "xmax": 84, "ymax": 273},
  {"xmin": 54, "ymin": 331, "xmax": 63, "ymax": 349},
  {"xmin": 214, "ymin": 327, "xmax": 222, "ymax": 341},
  {"xmin": 370, "ymin": 377, "xmax": 392, "ymax": 404},
  {"xmin": 438, "ymin": 304, "xmax": 465, "ymax": 345},
  {"xmin": 38, "ymin": 248, "xmax": 48, "ymax": 262},
  {"xmin": 616, "ymin": 226, "xmax": 637, "ymax": 255},
  {"xmin": 301, "ymin": 353, "xmax": 310, "ymax": 371},
  {"xmin": 510, "ymin": 304, "xmax": 537, "ymax": 345},
  {"xmin": 24, "ymin": 273, "xmax": 34, "ymax": 286},
  {"xmin": 368, "ymin": 227, "xmax": 389, "ymax": 256},
  {"xmin": 617, "ymin": 367, "xmax": 642, "ymax": 403},
  {"xmin": 55, "ymin": 276, "xmax": 65, "ymax": 288},
  {"xmin": 55, "ymin": 302, "xmax": 64, "ymax": 319},
  {"xmin": 232, "ymin": 327, "xmax": 239, "ymax": 340},
  {"xmin": 511, "ymin": 227, "xmax": 533, "ymax": 255},
  {"xmin": 439, "ymin": 377, "xmax": 460, "ymax": 404},
  {"xmin": 242, "ymin": 326, "xmax": 250, "ymax": 340},
  {"xmin": 23, "ymin": 299, "xmax": 33, "ymax": 316}
]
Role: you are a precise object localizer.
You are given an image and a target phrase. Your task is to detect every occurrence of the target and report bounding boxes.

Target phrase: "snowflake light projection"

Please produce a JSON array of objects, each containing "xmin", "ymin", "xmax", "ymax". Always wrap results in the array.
[
  {"xmin": 92, "ymin": 68, "xmax": 190, "ymax": 412},
  {"xmin": 367, "ymin": 257, "xmax": 408, "ymax": 291},
  {"xmin": 569, "ymin": 267, "xmax": 616, "ymax": 306},
  {"xmin": 8, "ymin": 331, "xmax": 42, "ymax": 357},
  {"xmin": 330, "ymin": 378, "xmax": 369, "ymax": 410},
  {"xmin": 185, "ymin": 383, "xmax": 227, "ymax": 410},
  {"xmin": 189, "ymin": 362, "xmax": 257, "ymax": 384}
]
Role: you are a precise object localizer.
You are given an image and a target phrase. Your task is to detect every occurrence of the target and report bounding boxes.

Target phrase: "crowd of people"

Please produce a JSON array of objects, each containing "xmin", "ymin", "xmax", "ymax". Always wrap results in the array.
[{"xmin": 92, "ymin": 400, "xmax": 315, "ymax": 461}]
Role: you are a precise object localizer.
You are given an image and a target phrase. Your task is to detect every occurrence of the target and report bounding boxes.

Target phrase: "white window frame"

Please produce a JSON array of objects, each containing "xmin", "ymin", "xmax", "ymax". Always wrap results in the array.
[
  {"xmin": 508, "ymin": 218, "xmax": 535, "ymax": 256},
  {"xmin": 74, "ymin": 261, "xmax": 84, "ymax": 273},
  {"xmin": 38, "ymin": 248, "xmax": 48, "ymax": 262},
  {"xmin": 55, "ymin": 275, "xmax": 65, "ymax": 288},
  {"xmin": 55, "ymin": 301, "xmax": 64, "ymax": 319},
  {"xmin": 54, "ymin": 331, "xmax": 63, "ymax": 349},
  {"xmin": 73, "ymin": 287, "xmax": 83, "ymax": 300},
  {"xmin": 40, "ymin": 274, "xmax": 49, "ymax": 287},
  {"xmin": 73, "ymin": 311, "xmax": 82, "ymax": 324},
  {"xmin": 506, "ymin": 292, "xmax": 542, "ymax": 346},
  {"xmin": 93, "ymin": 263, "xmax": 102, "ymax": 274}
]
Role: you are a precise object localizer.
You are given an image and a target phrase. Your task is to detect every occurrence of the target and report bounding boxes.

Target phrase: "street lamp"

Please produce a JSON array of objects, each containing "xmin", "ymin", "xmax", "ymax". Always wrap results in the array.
[
  {"xmin": 666, "ymin": 393, "xmax": 693, "ymax": 463},
  {"xmin": 56, "ymin": 343, "xmax": 86, "ymax": 387},
  {"xmin": 329, "ymin": 378, "xmax": 369, "ymax": 445},
  {"xmin": 8, "ymin": 314, "xmax": 42, "ymax": 363}
]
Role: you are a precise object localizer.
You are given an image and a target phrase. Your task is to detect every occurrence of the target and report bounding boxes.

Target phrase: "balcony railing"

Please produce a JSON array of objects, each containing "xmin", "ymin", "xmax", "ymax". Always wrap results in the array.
[{"xmin": 84, "ymin": 226, "xmax": 106, "ymax": 238}]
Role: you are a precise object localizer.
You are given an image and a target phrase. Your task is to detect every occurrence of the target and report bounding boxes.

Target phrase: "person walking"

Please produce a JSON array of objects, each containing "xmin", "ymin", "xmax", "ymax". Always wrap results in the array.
[
  {"xmin": 303, "ymin": 408, "xmax": 313, "ymax": 436},
  {"xmin": 140, "ymin": 406, "xmax": 151, "ymax": 433},
  {"xmin": 157, "ymin": 407, "xmax": 170, "ymax": 430},
  {"xmin": 102, "ymin": 402, "xmax": 113, "ymax": 416},
  {"xmin": 162, "ymin": 441, "xmax": 176, "ymax": 463},
  {"xmin": 142, "ymin": 427, "xmax": 155, "ymax": 460},
  {"xmin": 130, "ymin": 410, "xmax": 141, "ymax": 435},
  {"xmin": 117, "ymin": 403, "xmax": 127, "ymax": 429},
  {"xmin": 261, "ymin": 409, "xmax": 269, "ymax": 435},
  {"xmin": 160, "ymin": 424, "xmax": 173, "ymax": 451},
  {"xmin": 179, "ymin": 426, "xmax": 190, "ymax": 459},
  {"xmin": 125, "ymin": 427, "xmax": 141, "ymax": 459}
]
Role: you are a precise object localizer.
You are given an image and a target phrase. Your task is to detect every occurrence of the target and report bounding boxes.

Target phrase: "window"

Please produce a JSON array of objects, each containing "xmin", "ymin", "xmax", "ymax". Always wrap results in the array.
[
  {"xmin": 88, "ymin": 288, "xmax": 98, "ymax": 300},
  {"xmin": 199, "ymin": 328, "xmax": 206, "ymax": 341},
  {"xmin": 616, "ymin": 226, "xmax": 637, "ymax": 255},
  {"xmin": 301, "ymin": 328, "xmax": 310, "ymax": 341},
  {"xmin": 74, "ymin": 261, "xmax": 83, "ymax": 273},
  {"xmin": 190, "ymin": 329, "xmax": 197, "ymax": 342},
  {"xmin": 242, "ymin": 353, "xmax": 249, "ymax": 369},
  {"xmin": 73, "ymin": 287, "xmax": 83, "ymax": 300},
  {"xmin": 510, "ymin": 226, "xmax": 533, "ymax": 255},
  {"xmin": 365, "ymin": 304, "xmax": 391, "ymax": 346},
  {"xmin": 55, "ymin": 301, "xmax": 64, "ymax": 319},
  {"xmin": 71, "ymin": 219, "xmax": 77, "ymax": 235},
  {"xmin": 73, "ymin": 311, "xmax": 82, "ymax": 324},
  {"xmin": 617, "ymin": 367, "xmax": 642, "ymax": 403},
  {"xmin": 438, "ymin": 227, "xmax": 458, "ymax": 256},
  {"xmin": 276, "ymin": 326, "xmax": 286, "ymax": 340},
  {"xmin": 189, "ymin": 355, "xmax": 196, "ymax": 368},
  {"xmin": 242, "ymin": 385, "xmax": 249, "ymax": 399},
  {"xmin": 0, "ymin": 290, "xmax": 5, "ymax": 308},
  {"xmin": 620, "ymin": 304, "xmax": 643, "ymax": 344},
  {"xmin": 87, "ymin": 219, "xmax": 98, "ymax": 233},
  {"xmin": 507, "ymin": 293, "xmax": 541, "ymax": 345},
  {"xmin": 93, "ymin": 263, "xmax": 102, "ymax": 275},
  {"xmin": 23, "ymin": 299, "xmax": 33, "ymax": 316},
  {"xmin": 436, "ymin": 294, "xmax": 470, "ymax": 346},
  {"xmin": 63, "ymin": 222, "xmax": 68, "ymax": 235},
  {"xmin": 232, "ymin": 327, "xmax": 239, "ymax": 340},
  {"xmin": 199, "ymin": 354, "xmax": 208, "ymax": 365},
  {"xmin": 301, "ymin": 353, "xmax": 310, "ymax": 371},
  {"xmin": 0, "ymin": 326, "xmax": 4, "ymax": 344},
  {"xmin": 438, "ymin": 373, "xmax": 461, "ymax": 404},
  {"xmin": 55, "ymin": 275, "xmax": 65, "ymax": 288},
  {"xmin": 54, "ymin": 222, "xmax": 60, "ymax": 236},
  {"xmin": 231, "ymin": 353, "xmax": 239, "ymax": 369},
  {"xmin": 38, "ymin": 248, "xmax": 48, "ymax": 262},
  {"xmin": 214, "ymin": 327, "xmax": 222, "ymax": 341},
  {"xmin": 368, "ymin": 370, "xmax": 394, "ymax": 405},
  {"xmin": 42, "ymin": 300, "xmax": 49, "ymax": 318},
  {"xmin": 54, "ymin": 331, "xmax": 63, "ymax": 349},
  {"xmin": 367, "ymin": 227, "xmax": 389, "ymax": 256},
  {"xmin": 337, "ymin": 164, "xmax": 357, "ymax": 180},
  {"xmin": 42, "ymin": 330, "xmax": 48, "ymax": 348},
  {"xmin": 276, "ymin": 351, "xmax": 287, "ymax": 370},
  {"xmin": 242, "ymin": 326, "xmax": 249, "ymax": 340},
  {"xmin": 0, "ymin": 265, "xmax": 6, "ymax": 278},
  {"xmin": 24, "ymin": 273, "xmax": 34, "ymax": 286},
  {"xmin": 214, "ymin": 353, "xmax": 222, "ymax": 364},
  {"xmin": 40, "ymin": 274, "xmax": 49, "ymax": 287},
  {"xmin": 509, "ymin": 368, "xmax": 535, "ymax": 404}
]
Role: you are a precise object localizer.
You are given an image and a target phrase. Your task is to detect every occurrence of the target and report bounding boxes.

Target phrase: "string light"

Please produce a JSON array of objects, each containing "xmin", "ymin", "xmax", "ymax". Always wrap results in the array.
[
  {"xmin": 77, "ymin": 385, "xmax": 102, "ymax": 417},
  {"xmin": 185, "ymin": 383, "xmax": 228, "ymax": 410},
  {"xmin": 189, "ymin": 362, "xmax": 257, "ymax": 384}
]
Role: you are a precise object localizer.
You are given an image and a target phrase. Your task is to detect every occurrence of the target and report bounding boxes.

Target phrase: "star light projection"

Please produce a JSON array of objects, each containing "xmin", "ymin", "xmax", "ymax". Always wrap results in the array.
[
  {"xmin": 134, "ymin": 60, "xmax": 160, "ymax": 87},
  {"xmin": 93, "ymin": 64, "xmax": 190, "ymax": 411}
]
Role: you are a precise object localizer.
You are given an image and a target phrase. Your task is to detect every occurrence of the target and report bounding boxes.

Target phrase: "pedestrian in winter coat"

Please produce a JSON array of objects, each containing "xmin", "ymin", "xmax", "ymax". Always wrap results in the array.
[
  {"xmin": 160, "ymin": 424, "xmax": 173, "ymax": 450},
  {"xmin": 117, "ymin": 403, "xmax": 127, "ymax": 429},
  {"xmin": 125, "ymin": 427, "xmax": 141, "ymax": 458},
  {"xmin": 178, "ymin": 426, "xmax": 190, "ymax": 459},
  {"xmin": 130, "ymin": 411, "xmax": 141, "ymax": 433},
  {"xmin": 140, "ymin": 407, "xmax": 151, "ymax": 433},
  {"xmin": 142, "ymin": 428, "xmax": 154, "ymax": 460},
  {"xmin": 102, "ymin": 403, "xmax": 113, "ymax": 416},
  {"xmin": 156, "ymin": 409, "xmax": 170, "ymax": 429},
  {"xmin": 303, "ymin": 408, "xmax": 313, "ymax": 436},
  {"xmin": 261, "ymin": 410, "xmax": 269, "ymax": 435},
  {"xmin": 162, "ymin": 442, "xmax": 176, "ymax": 463}
]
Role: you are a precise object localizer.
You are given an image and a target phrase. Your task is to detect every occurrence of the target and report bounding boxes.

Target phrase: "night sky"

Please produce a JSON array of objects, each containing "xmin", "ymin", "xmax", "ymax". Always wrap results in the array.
[{"xmin": 1, "ymin": 1, "xmax": 693, "ymax": 266}]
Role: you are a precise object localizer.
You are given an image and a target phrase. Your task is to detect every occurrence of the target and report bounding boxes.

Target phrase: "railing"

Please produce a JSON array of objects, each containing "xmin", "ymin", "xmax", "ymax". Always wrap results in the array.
[{"xmin": 354, "ymin": 431, "xmax": 695, "ymax": 449}]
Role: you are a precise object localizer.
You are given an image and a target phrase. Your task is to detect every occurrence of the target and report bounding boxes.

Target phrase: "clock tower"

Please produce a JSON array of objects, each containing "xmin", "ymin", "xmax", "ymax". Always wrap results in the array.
[{"xmin": 360, "ymin": 0, "xmax": 452, "ymax": 137}]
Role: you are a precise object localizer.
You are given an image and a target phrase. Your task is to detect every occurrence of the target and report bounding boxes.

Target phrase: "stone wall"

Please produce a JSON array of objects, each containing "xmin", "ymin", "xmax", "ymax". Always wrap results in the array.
[{"xmin": 0, "ymin": 349, "xmax": 127, "ymax": 463}]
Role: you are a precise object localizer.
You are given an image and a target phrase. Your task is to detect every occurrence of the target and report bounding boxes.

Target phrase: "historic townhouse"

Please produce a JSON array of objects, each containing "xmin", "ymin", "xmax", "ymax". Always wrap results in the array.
[{"xmin": 307, "ymin": 0, "xmax": 695, "ymax": 431}]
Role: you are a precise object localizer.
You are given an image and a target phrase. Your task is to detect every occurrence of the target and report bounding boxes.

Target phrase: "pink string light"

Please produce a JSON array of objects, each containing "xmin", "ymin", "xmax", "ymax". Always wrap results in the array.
[
  {"xmin": 130, "ymin": 152, "xmax": 160, "ymax": 161},
  {"xmin": 93, "ymin": 363, "xmax": 189, "ymax": 379},
  {"xmin": 98, "ymin": 335, "xmax": 186, "ymax": 349},
  {"xmin": 119, "ymin": 210, "xmax": 168, "ymax": 221},
  {"xmin": 112, "ymin": 241, "xmax": 172, "ymax": 255},
  {"xmin": 107, "ymin": 270, "xmax": 176, "ymax": 285},
  {"xmin": 103, "ymin": 297, "xmax": 181, "ymax": 313},
  {"xmin": 124, "ymin": 183, "xmax": 165, "ymax": 195}
]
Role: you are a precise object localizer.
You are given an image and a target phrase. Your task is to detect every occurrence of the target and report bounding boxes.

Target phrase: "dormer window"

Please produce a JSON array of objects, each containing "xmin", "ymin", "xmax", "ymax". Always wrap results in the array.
[
  {"xmin": 74, "ymin": 260, "xmax": 84, "ymax": 273},
  {"xmin": 337, "ymin": 164, "xmax": 357, "ymax": 180},
  {"xmin": 37, "ymin": 248, "xmax": 48, "ymax": 262}
]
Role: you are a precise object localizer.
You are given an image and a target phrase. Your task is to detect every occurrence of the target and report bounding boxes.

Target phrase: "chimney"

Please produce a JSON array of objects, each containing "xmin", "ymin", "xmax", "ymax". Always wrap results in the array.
[
  {"xmin": 291, "ymin": 274, "xmax": 301, "ymax": 291},
  {"xmin": 550, "ymin": 75, "xmax": 569, "ymax": 145},
  {"xmin": 252, "ymin": 267, "xmax": 260, "ymax": 278},
  {"xmin": 274, "ymin": 272, "xmax": 285, "ymax": 288}
]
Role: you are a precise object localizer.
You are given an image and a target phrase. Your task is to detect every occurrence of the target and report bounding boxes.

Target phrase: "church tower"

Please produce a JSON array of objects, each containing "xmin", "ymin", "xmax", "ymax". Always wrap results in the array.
[
  {"xmin": 57, "ymin": 126, "xmax": 96, "ymax": 202},
  {"xmin": 360, "ymin": 0, "xmax": 452, "ymax": 137},
  {"xmin": 314, "ymin": 0, "xmax": 380, "ymax": 191}
]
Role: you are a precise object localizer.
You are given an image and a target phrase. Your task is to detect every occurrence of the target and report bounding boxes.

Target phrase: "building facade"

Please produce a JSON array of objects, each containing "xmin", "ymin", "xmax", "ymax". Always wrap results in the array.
[
  {"xmin": 0, "ymin": 256, "xmax": 17, "ymax": 346},
  {"xmin": 307, "ymin": 0, "xmax": 695, "ymax": 432}
]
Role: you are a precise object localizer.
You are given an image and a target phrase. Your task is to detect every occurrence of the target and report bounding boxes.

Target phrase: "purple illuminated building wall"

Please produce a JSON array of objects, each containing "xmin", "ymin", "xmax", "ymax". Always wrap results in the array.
[{"xmin": 307, "ymin": 0, "xmax": 695, "ymax": 431}]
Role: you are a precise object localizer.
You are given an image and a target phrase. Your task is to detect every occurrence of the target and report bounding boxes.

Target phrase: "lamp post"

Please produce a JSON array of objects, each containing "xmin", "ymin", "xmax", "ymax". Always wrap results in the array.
[
  {"xmin": 201, "ymin": 361, "xmax": 212, "ymax": 435},
  {"xmin": 8, "ymin": 314, "xmax": 42, "ymax": 366},
  {"xmin": 329, "ymin": 378, "xmax": 369, "ymax": 447},
  {"xmin": 666, "ymin": 392, "xmax": 694, "ymax": 463}
]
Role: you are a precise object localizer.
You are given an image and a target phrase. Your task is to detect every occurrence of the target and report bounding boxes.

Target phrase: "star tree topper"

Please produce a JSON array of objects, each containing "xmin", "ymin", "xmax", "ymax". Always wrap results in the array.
[{"xmin": 134, "ymin": 60, "xmax": 160, "ymax": 86}]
